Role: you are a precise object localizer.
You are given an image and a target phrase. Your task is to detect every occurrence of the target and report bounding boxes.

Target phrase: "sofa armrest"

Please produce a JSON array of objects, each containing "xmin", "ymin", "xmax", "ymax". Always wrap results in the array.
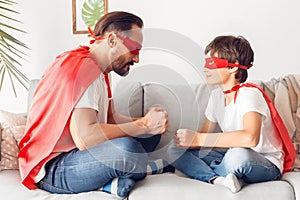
[
  {"xmin": 27, "ymin": 79, "xmax": 40, "ymax": 113},
  {"xmin": 282, "ymin": 171, "xmax": 300, "ymax": 199}
]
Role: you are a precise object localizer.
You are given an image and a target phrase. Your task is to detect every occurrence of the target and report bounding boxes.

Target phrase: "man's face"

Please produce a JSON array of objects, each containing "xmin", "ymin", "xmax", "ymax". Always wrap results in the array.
[{"xmin": 111, "ymin": 25, "xmax": 143, "ymax": 76}]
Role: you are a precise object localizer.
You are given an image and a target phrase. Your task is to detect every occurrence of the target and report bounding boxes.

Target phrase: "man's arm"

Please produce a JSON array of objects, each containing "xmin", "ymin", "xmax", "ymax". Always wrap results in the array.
[
  {"xmin": 107, "ymin": 99, "xmax": 139, "ymax": 124},
  {"xmin": 175, "ymin": 111, "xmax": 262, "ymax": 148},
  {"xmin": 70, "ymin": 106, "xmax": 168, "ymax": 151}
]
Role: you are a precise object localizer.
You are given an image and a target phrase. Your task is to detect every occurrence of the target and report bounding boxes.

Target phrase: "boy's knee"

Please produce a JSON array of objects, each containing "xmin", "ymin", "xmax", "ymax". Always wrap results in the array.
[{"xmin": 223, "ymin": 148, "xmax": 255, "ymax": 167}]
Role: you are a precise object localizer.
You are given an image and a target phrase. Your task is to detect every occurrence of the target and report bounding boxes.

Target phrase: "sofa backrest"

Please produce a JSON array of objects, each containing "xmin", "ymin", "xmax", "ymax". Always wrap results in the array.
[
  {"xmin": 113, "ymin": 81, "xmax": 217, "ymax": 160},
  {"xmin": 27, "ymin": 75, "xmax": 300, "ymax": 168},
  {"xmin": 27, "ymin": 79, "xmax": 40, "ymax": 114}
]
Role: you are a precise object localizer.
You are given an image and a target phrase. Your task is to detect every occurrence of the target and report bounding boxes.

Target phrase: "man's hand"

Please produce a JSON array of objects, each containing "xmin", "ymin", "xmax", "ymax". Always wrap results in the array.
[
  {"xmin": 139, "ymin": 106, "xmax": 168, "ymax": 135},
  {"xmin": 174, "ymin": 129, "xmax": 199, "ymax": 148}
]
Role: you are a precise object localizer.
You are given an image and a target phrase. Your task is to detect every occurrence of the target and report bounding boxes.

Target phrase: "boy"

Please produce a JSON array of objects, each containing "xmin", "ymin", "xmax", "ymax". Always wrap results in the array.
[{"xmin": 166, "ymin": 35, "xmax": 295, "ymax": 193}]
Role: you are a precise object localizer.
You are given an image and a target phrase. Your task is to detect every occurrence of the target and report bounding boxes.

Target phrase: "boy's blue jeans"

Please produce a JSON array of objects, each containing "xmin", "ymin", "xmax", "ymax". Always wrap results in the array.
[
  {"xmin": 166, "ymin": 144, "xmax": 281, "ymax": 183},
  {"xmin": 37, "ymin": 135, "xmax": 161, "ymax": 194}
]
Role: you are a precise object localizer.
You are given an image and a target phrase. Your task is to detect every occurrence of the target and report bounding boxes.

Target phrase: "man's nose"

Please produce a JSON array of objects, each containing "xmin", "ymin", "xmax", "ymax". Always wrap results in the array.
[{"xmin": 132, "ymin": 54, "xmax": 139, "ymax": 63}]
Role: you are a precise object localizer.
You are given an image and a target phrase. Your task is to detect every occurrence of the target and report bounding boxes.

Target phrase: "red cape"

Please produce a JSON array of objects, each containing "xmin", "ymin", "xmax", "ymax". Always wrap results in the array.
[
  {"xmin": 241, "ymin": 83, "xmax": 296, "ymax": 173},
  {"xmin": 18, "ymin": 46, "xmax": 102, "ymax": 189}
]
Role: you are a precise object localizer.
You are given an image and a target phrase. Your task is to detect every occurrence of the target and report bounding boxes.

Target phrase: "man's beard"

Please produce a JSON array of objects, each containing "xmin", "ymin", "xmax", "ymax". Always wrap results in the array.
[{"xmin": 113, "ymin": 61, "xmax": 134, "ymax": 76}]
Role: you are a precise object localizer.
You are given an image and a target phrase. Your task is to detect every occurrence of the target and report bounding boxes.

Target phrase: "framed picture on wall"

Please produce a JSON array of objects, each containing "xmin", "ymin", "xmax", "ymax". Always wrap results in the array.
[{"xmin": 72, "ymin": 0, "xmax": 107, "ymax": 34}]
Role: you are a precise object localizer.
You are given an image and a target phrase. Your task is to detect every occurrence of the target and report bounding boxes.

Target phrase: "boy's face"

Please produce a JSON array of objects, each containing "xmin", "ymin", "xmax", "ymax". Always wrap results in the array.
[{"xmin": 203, "ymin": 52, "xmax": 232, "ymax": 86}]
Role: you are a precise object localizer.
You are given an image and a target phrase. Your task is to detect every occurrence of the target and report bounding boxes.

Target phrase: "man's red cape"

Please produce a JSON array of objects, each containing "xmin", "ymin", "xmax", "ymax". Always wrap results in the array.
[
  {"xmin": 18, "ymin": 46, "xmax": 102, "ymax": 189},
  {"xmin": 241, "ymin": 83, "xmax": 296, "ymax": 173}
]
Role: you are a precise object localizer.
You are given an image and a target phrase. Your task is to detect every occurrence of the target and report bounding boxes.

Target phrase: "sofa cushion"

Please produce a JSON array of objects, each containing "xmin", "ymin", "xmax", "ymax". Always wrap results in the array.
[
  {"xmin": 113, "ymin": 81, "xmax": 143, "ymax": 119},
  {"xmin": 0, "ymin": 170, "xmax": 120, "ymax": 200},
  {"xmin": 130, "ymin": 173, "xmax": 294, "ymax": 200},
  {"xmin": 0, "ymin": 110, "xmax": 26, "ymax": 171},
  {"xmin": 143, "ymin": 83, "xmax": 216, "ymax": 160}
]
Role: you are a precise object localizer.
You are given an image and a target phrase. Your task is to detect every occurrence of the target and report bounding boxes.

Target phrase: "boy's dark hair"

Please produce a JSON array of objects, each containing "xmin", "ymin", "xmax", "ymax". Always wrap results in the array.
[
  {"xmin": 94, "ymin": 11, "xmax": 143, "ymax": 37},
  {"xmin": 204, "ymin": 35, "xmax": 254, "ymax": 83}
]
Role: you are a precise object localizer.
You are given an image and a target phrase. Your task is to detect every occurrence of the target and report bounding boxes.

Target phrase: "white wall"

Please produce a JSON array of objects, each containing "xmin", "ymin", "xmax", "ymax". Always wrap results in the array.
[{"xmin": 1, "ymin": 0, "xmax": 300, "ymax": 113}]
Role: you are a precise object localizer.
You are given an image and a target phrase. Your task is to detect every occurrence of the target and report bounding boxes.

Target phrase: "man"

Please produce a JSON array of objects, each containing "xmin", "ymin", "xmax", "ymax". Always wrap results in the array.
[{"xmin": 18, "ymin": 11, "xmax": 168, "ymax": 198}]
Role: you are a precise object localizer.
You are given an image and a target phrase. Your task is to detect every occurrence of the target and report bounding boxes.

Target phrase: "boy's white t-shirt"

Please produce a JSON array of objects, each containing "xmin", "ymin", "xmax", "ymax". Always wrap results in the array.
[{"xmin": 205, "ymin": 87, "xmax": 284, "ymax": 173}]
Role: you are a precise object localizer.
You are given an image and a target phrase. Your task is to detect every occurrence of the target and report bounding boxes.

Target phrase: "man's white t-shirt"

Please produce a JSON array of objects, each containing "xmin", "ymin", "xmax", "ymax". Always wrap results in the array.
[
  {"xmin": 34, "ymin": 73, "xmax": 111, "ymax": 183},
  {"xmin": 205, "ymin": 86, "xmax": 284, "ymax": 173},
  {"xmin": 75, "ymin": 73, "xmax": 111, "ymax": 123}
]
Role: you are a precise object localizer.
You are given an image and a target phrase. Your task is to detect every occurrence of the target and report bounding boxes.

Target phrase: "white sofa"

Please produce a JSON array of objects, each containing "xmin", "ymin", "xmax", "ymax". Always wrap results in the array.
[{"xmin": 1, "ymin": 76, "xmax": 300, "ymax": 200}]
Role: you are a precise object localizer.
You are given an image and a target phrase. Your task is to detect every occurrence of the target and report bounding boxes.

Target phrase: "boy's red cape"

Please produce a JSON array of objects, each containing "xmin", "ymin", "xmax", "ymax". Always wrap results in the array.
[
  {"xmin": 18, "ymin": 46, "xmax": 103, "ymax": 189},
  {"xmin": 240, "ymin": 83, "xmax": 296, "ymax": 173}
]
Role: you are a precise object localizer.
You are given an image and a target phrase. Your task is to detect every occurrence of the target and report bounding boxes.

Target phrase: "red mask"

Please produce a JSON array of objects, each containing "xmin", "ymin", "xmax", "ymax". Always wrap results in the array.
[
  {"xmin": 204, "ymin": 57, "xmax": 252, "ymax": 70},
  {"xmin": 88, "ymin": 26, "xmax": 107, "ymax": 44},
  {"xmin": 88, "ymin": 26, "xmax": 142, "ymax": 55},
  {"xmin": 117, "ymin": 34, "xmax": 142, "ymax": 55}
]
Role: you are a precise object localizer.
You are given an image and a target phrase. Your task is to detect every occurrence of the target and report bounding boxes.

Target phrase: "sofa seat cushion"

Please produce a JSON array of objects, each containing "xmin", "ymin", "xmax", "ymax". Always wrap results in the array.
[
  {"xmin": 0, "ymin": 170, "xmax": 120, "ymax": 200},
  {"xmin": 130, "ymin": 173, "xmax": 294, "ymax": 200}
]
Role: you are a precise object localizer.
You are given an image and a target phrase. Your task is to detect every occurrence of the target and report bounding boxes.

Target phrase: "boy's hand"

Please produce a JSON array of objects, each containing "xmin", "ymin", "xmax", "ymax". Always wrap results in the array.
[{"xmin": 174, "ymin": 129, "xmax": 199, "ymax": 148}]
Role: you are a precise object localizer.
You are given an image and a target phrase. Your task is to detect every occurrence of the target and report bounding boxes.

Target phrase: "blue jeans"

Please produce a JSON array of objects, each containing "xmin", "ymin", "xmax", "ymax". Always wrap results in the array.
[
  {"xmin": 37, "ymin": 135, "xmax": 161, "ymax": 194},
  {"xmin": 166, "ymin": 144, "xmax": 281, "ymax": 183}
]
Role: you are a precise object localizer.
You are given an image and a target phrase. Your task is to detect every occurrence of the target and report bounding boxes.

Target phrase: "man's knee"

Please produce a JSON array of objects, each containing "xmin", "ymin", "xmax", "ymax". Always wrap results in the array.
[
  {"xmin": 165, "ymin": 143, "xmax": 186, "ymax": 164},
  {"xmin": 107, "ymin": 137, "xmax": 147, "ymax": 155}
]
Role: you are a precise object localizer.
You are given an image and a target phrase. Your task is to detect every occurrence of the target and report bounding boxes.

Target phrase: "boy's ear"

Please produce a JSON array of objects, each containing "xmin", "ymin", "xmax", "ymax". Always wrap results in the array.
[{"xmin": 229, "ymin": 66, "xmax": 239, "ymax": 74}]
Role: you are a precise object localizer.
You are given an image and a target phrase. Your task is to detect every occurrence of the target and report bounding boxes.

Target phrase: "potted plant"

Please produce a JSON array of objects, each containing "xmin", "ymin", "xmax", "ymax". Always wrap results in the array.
[{"xmin": 0, "ymin": 0, "xmax": 29, "ymax": 96}]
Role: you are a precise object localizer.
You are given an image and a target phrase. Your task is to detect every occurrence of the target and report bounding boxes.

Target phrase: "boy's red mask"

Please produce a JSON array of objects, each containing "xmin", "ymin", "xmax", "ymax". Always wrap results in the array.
[{"xmin": 204, "ymin": 57, "xmax": 252, "ymax": 70}]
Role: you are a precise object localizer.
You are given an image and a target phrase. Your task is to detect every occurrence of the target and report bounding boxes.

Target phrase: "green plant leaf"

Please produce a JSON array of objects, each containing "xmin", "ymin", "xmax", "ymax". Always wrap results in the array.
[
  {"xmin": 0, "ymin": 0, "xmax": 30, "ymax": 96},
  {"xmin": 81, "ymin": 0, "xmax": 105, "ymax": 27}
]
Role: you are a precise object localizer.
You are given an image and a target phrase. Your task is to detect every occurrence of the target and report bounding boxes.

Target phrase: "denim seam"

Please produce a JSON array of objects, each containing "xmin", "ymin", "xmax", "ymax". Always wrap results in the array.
[{"xmin": 38, "ymin": 180, "xmax": 75, "ymax": 194}]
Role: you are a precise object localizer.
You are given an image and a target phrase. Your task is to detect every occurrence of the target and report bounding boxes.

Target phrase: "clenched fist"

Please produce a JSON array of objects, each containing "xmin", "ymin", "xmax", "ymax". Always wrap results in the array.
[
  {"xmin": 174, "ymin": 129, "xmax": 199, "ymax": 148},
  {"xmin": 142, "ymin": 106, "xmax": 168, "ymax": 135}
]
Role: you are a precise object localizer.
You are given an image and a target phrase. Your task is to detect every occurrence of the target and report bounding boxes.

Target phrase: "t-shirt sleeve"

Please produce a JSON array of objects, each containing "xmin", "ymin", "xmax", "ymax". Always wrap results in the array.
[
  {"xmin": 75, "ymin": 78, "xmax": 100, "ymax": 111},
  {"xmin": 238, "ymin": 88, "xmax": 269, "ymax": 118}
]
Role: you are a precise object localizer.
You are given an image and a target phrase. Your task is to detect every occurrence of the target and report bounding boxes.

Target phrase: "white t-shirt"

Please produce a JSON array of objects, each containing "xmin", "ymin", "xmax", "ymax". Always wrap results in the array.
[
  {"xmin": 205, "ymin": 86, "xmax": 284, "ymax": 173},
  {"xmin": 34, "ymin": 73, "xmax": 112, "ymax": 183},
  {"xmin": 75, "ymin": 73, "xmax": 111, "ymax": 123}
]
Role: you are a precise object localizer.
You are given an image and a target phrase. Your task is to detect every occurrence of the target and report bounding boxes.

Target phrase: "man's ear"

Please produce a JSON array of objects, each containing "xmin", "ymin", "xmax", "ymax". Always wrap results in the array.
[{"xmin": 107, "ymin": 33, "xmax": 117, "ymax": 48}]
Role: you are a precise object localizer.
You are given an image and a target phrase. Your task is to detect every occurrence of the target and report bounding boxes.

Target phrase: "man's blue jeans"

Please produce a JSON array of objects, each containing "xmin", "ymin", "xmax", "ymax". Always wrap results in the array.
[
  {"xmin": 166, "ymin": 144, "xmax": 281, "ymax": 183},
  {"xmin": 37, "ymin": 135, "xmax": 161, "ymax": 194}
]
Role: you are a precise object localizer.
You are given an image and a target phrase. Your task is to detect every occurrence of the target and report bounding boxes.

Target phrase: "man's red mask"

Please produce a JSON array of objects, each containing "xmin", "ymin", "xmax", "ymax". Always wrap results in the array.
[
  {"xmin": 117, "ymin": 34, "xmax": 142, "ymax": 55},
  {"xmin": 88, "ymin": 26, "xmax": 142, "ymax": 55}
]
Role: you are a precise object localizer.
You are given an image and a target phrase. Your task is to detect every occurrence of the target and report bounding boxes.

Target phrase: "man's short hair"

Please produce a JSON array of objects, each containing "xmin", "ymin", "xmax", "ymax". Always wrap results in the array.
[{"xmin": 94, "ymin": 11, "xmax": 143, "ymax": 37}]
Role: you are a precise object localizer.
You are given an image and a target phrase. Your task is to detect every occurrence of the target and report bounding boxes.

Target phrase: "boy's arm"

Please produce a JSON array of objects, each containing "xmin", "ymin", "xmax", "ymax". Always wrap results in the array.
[
  {"xmin": 200, "ymin": 118, "xmax": 218, "ymax": 133},
  {"xmin": 175, "ymin": 111, "xmax": 262, "ymax": 148}
]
